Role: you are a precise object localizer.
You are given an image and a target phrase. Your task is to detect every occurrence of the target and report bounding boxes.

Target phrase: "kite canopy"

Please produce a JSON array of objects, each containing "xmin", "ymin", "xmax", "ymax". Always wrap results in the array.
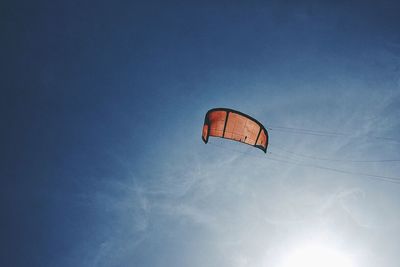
[{"xmin": 202, "ymin": 108, "xmax": 269, "ymax": 153}]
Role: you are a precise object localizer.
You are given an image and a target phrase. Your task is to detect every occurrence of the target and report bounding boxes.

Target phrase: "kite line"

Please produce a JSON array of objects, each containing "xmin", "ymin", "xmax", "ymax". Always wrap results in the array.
[{"xmin": 208, "ymin": 141, "xmax": 400, "ymax": 184}]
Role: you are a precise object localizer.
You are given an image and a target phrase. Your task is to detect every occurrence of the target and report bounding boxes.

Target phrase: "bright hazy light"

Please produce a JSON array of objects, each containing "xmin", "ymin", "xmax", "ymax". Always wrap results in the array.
[{"xmin": 281, "ymin": 243, "xmax": 354, "ymax": 267}]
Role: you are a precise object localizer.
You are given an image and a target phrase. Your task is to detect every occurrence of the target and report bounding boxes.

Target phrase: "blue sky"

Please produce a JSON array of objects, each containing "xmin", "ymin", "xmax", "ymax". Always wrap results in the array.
[{"xmin": 2, "ymin": 1, "xmax": 400, "ymax": 267}]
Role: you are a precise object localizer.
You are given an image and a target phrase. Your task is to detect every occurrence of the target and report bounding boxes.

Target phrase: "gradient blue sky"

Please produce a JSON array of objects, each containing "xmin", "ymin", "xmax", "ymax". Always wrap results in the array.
[{"xmin": 2, "ymin": 1, "xmax": 400, "ymax": 267}]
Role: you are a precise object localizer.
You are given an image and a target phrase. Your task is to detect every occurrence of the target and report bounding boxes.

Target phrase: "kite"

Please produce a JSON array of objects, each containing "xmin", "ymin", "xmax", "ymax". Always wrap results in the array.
[{"xmin": 202, "ymin": 108, "xmax": 269, "ymax": 153}]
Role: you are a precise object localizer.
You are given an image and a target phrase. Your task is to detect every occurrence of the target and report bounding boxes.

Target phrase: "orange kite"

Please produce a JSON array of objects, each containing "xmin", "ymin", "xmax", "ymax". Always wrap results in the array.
[{"xmin": 202, "ymin": 108, "xmax": 269, "ymax": 153}]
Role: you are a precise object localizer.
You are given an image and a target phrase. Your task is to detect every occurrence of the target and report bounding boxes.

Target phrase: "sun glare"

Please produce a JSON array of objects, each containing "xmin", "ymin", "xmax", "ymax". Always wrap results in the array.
[{"xmin": 281, "ymin": 243, "xmax": 354, "ymax": 267}]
